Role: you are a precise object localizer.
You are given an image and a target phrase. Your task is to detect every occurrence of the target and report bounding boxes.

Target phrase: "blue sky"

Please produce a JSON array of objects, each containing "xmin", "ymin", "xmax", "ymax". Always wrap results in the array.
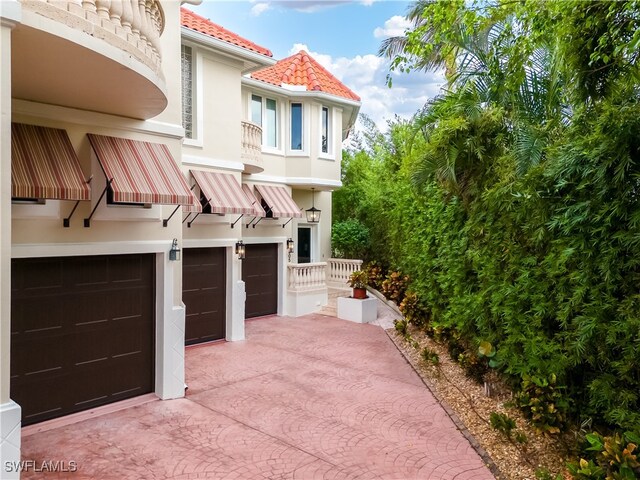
[{"xmin": 187, "ymin": 1, "xmax": 445, "ymax": 130}]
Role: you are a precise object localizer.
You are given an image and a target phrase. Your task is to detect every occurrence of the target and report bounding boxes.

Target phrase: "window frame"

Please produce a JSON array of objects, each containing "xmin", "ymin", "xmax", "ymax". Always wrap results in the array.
[
  {"xmin": 251, "ymin": 93, "xmax": 279, "ymax": 150},
  {"xmin": 181, "ymin": 43, "xmax": 203, "ymax": 146},
  {"xmin": 290, "ymin": 102, "xmax": 303, "ymax": 152},
  {"xmin": 321, "ymin": 106, "xmax": 330, "ymax": 155}
]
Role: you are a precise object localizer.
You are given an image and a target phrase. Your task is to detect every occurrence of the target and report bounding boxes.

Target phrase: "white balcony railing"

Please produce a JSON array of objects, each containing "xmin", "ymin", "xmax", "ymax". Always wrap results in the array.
[
  {"xmin": 21, "ymin": 0, "xmax": 165, "ymax": 73},
  {"xmin": 241, "ymin": 120, "xmax": 263, "ymax": 172},
  {"xmin": 327, "ymin": 258, "xmax": 363, "ymax": 289},
  {"xmin": 288, "ymin": 262, "xmax": 327, "ymax": 291}
]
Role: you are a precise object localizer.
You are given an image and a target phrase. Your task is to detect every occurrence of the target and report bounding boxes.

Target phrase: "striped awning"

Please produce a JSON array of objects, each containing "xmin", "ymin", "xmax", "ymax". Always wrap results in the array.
[
  {"xmin": 254, "ymin": 184, "xmax": 303, "ymax": 218},
  {"xmin": 190, "ymin": 170, "xmax": 256, "ymax": 215},
  {"xmin": 11, "ymin": 123, "xmax": 90, "ymax": 201},
  {"xmin": 242, "ymin": 184, "xmax": 266, "ymax": 218},
  {"xmin": 88, "ymin": 134, "xmax": 198, "ymax": 207}
]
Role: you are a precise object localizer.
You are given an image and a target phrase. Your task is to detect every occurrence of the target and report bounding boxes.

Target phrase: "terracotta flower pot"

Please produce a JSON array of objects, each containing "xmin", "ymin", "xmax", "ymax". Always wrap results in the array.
[{"xmin": 353, "ymin": 287, "xmax": 367, "ymax": 299}]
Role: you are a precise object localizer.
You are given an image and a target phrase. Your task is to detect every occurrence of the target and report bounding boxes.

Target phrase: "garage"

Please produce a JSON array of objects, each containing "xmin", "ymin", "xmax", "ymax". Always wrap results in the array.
[
  {"xmin": 182, "ymin": 248, "xmax": 226, "ymax": 345},
  {"xmin": 242, "ymin": 243, "xmax": 278, "ymax": 318},
  {"xmin": 10, "ymin": 254, "xmax": 155, "ymax": 426}
]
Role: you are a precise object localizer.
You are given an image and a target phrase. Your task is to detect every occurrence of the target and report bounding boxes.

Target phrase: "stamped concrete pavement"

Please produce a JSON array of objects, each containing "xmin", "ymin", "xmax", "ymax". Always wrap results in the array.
[{"xmin": 20, "ymin": 314, "xmax": 494, "ymax": 479}]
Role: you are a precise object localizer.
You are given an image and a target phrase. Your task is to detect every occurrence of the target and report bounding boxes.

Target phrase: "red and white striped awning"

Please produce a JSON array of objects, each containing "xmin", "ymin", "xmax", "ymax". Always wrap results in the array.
[
  {"xmin": 242, "ymin": 184, "xmax": 266, "ymax": 218},
  {"xmin": 189, "ymin": 170, "xmax": 256, "ymax": 215},
  {"xmin": 11, "ymin": 123, "xmax": 90, "ymax": 201},
  {"xmin": 88, "ymin": 134, "xmax": 199, "ymax": 208},
  {"xmin": 254, "ymin": 184, "xmax": 303, "ymax": 218}
]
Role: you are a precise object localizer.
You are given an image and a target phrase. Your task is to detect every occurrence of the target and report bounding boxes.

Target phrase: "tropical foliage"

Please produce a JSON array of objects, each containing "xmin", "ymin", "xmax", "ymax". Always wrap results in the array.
[{"xmin": 335, "ymin": 0, "xmax": 640, "ymax": 473}]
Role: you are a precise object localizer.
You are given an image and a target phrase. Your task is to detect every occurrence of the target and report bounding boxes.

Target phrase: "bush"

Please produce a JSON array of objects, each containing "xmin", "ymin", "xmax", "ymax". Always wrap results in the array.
[
  {"xmin": 331, "ymin": 219, "xmax": 370, "ymax": 259},
  {"xmin": 381, "ymin": 271, "xmax": 409, "ymax": 304}
]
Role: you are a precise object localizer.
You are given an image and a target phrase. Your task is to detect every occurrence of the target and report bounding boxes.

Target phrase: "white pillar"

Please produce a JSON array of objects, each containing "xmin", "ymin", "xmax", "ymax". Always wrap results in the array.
[
  {"xmin": 0, "ymin": 4, "xmax": 22, "ymax": 479},
  {"xmin": 227, "ymin": 246, "xmax": 245, "ymax": 341}
]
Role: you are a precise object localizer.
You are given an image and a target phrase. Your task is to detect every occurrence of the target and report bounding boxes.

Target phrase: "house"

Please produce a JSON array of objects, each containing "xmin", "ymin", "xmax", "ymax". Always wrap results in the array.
[{"xmin": 0, "ymin": 2, "xmax": 359, "ymax": 476}]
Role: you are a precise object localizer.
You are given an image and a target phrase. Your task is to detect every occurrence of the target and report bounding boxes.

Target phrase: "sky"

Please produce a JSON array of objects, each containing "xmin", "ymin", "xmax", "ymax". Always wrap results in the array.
[{"xmin": 187, "ymin": 0, "xmax": 446, "ymax": 131}]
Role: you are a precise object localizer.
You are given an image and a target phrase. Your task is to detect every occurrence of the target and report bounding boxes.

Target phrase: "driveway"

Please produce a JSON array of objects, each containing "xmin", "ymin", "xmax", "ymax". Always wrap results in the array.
[{"xmin": 21, "ymin": 314, "xmax": 494, "ymax": 479}]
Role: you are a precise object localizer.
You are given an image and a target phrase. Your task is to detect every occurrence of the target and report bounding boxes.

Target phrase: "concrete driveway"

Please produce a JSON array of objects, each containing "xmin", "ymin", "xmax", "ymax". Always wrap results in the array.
[{"xmin": 21, "ymin": 314, "xmax": 494, "ymax": 479}]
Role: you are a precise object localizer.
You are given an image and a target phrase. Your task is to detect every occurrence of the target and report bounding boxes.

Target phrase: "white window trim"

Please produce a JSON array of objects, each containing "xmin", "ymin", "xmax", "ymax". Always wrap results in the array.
[
  {"xmin": 250, "ymin": 92, "xmax": 282, "ymax": 152},
  {"xmin": 288, "ymin": 101, "xmax": 307, "ymax": 155},
  {"xmin": 183, "ymin": 44, "xmax": 204, "ymax": 148},
  {"xmin": 318, "ymin": 105, "xmax": 335, "ymax": 161}
]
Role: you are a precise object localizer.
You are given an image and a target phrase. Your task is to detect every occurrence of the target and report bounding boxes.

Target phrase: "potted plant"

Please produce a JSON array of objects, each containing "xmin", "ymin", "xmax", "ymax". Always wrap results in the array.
[{"xmin": 348, "ymin": 270, "xmax": 369, "ymax": 299}]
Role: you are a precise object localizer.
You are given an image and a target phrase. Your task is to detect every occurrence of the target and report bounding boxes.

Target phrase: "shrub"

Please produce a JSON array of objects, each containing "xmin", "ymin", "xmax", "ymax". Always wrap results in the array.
[
  {"xmin": 331, "ymin": 219, "xmax": 370, "ymax": 259},
  {"xmin": 381, "ymin": 270, "xmax": 409, "ymax": 303},
  {"xmin": 516, "ymin": 374, "xmax": 569, "ymax": 435},
  {"xmin": 421, "ymin": 346, "xmax": 440, "ymax": 365},
  {"xmin": 362, "ymin": 261, "xmax": 385, "ymax": 290},
  {"xmin": 568, "ymin": 431, "xmax": 640, "ymax": 479},
  {"xmin": 490, "ymin": 412, "xmax": 517, "ymax": 438}
]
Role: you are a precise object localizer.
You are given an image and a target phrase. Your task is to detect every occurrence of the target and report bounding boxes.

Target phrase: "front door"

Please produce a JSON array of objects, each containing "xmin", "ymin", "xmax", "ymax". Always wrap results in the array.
[{"xmin": 297, "ymin": 227, "xmax": 311, "ymax": 263}]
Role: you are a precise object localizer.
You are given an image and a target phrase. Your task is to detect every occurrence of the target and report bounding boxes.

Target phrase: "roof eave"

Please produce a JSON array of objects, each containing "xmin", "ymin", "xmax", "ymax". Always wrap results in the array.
[
  {"xmin": 242, "ymin": 76, "xmax": 361, "ymax": 108},
  {"xmin": 181, "ymin": 27, "xmax": 276, "ymax": 74}
]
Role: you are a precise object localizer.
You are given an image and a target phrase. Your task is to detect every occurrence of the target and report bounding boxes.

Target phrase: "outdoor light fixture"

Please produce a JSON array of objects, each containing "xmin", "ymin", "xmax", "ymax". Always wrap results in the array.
[
  {"xmin": 235, "ymin": 240, "xmax": 246, "ymax": 260},
  {"xmin": 305, "ymin": 187, "xmax": 321, "ymax": 223},
  {"xmin": 169, "ymin": 238, "xmax": 181, "ymax": 261},
  {"xmin": 287, "ymin": 237, "xmax": 295, "ymax": 261}
]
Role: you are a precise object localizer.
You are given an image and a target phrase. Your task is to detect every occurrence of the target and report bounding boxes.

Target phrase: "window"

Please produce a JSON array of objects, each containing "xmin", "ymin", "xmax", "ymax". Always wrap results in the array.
[
  {"xmin": 251, "ymin": 95, "xmax": 278, "ymax": 148},
  {"xmin": 291, "ymin": 103, "xmax": 303, "ymax": 150},
  {"xmin": 251, "ymin": 94, "xmax": 262, "ymax": 126},
  {"xmin": 181, "ymin": 45, "xmax": 194, "ymax": 139},
  {"xmin": 266, "ymin": 99, "xmax": 277, "ymax": 148},
  {"xmin": 321, "ymin": 106, "xmax": 329, "ymax": 154}
]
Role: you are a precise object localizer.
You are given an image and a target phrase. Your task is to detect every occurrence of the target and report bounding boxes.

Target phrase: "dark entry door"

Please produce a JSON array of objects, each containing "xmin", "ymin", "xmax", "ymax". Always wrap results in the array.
[
  {"xmin": 11, "ymin": 254, "xmax": 155, "ymax": 426},
  {"xmin": 183, "ymin": 248, "xmax": 226, "ymax": 345},
  {"xmin": 297, "ymin": 227, "xmax": 311, "ymax": 263},
  {"xmin": 242, "ymin": 243, "xmax": 278, "ymax": 318}
]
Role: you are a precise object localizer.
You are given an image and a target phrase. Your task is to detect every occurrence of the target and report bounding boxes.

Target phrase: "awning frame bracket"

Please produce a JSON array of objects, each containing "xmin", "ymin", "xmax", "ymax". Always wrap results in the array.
[
  {"xmin": 230, "ymin": 214, "xmax": 243, "ymax": 228},
  {"xmin": 163, "ymin": 205, "xmax": 181, "ymax": 227},
  {"xmin": 282, "ymin": 217, "xmax": 294, "ymax": 229},
  {"xmin": 188, "ymin": 196, "xmax": 212, "ymax": 228},
  {"xmin": 84, "ymin": 178, "xmax": 112, "ymax": 228},
  {"xmin": 63, "ymin": 175, "xmax": 93, "ymax": 228},
  {"xmin": 252, "ymin": 217, "xmax": 263, "ymax": 228}
]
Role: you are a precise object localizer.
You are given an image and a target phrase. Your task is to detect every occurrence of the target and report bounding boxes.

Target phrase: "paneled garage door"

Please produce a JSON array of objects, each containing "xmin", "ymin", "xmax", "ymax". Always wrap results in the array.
[
  {"xmin": 182, "ymin": 248, "xmax": 226, "ymax": 345},
  {"xmin": 242, "ymin": 243, "xmax": 278, "ymax": 318},
  {"xmin": 11, "ymin": 254, "xmax": 155, "ymax": 426}
]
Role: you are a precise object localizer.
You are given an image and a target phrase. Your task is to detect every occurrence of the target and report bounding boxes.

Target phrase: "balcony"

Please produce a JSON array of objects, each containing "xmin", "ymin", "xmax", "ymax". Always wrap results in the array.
[
  {"xmin": 241, "ymin": 120, "xmax": 264, "ymax": 173},
  {"xmin": 12, "ymin": 0, "xmax": 168, "ymax": 119}
]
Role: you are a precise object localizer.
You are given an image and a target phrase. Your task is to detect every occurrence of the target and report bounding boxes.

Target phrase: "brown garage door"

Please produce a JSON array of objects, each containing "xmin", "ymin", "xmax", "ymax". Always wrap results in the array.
[
  {"xmin": 242, "ymin": 243, "xmax": 278, "ymax": 318},
  {"xmin": 11, "ymin": 254, "xmax": 155, "ymax": 426},
  {"xmin": 182, "ymin": 248, "xmax": 226, "ymax": 345}
]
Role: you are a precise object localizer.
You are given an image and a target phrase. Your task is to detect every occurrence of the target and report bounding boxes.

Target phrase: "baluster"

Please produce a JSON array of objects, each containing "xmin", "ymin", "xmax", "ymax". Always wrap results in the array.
[
  {"xmin": 95, "ymin": 0, "xmax": 110, "ymax": 19},
  {"xmin": 109, "ymin": 0, "xmax": 123, "ymax": 28},
  {"xmin": 121, "ymin": 0, "xmax": 133, "ymax": 34},
  {"xmin": 130, "ymin": 0, "xmax": 141, "ymax": 40},
  {"xmin": 137, "ymin": 0, "xmax": 150, "ymax": 47},
  {"xmin": 82, "ymin": 0, "xmax": 97, "ymax": 12}
]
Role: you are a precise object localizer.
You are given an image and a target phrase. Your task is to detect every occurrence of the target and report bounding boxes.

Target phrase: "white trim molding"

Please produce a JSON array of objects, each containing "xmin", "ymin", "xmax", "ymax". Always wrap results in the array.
[
  {"xmin": 245, "ymin": 174, "xmax": 342, "ymax": 190},
  {"xmin": 182, "ymin": 154, "xmax": 244, "ymax": 172}
]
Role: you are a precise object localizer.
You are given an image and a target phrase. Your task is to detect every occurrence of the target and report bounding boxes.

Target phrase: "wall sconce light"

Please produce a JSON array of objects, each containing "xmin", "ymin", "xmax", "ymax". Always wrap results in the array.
[
  {"xmin": 287, "ymin": 237, "xmax": 294, "ymax": 262},
  {"xmin": 305, "ymin": 187, "xmax": 321, "ymax": 223},
  {"xmin": 169, "ymin": 238, "xmax": 181, "ymax": 261},
  {"xmin": 235, "ymin": 240, "xmax": 246, "ymax": 260}
]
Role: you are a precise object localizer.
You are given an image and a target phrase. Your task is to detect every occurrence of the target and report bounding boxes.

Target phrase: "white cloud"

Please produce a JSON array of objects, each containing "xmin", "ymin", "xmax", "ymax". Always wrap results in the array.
[
  {"xmin": 360, "ymin": 0, "xmax": 375, "ymax": 5},
  {"xmin": 251, "ymin": 0, "xmax": 349, "ymax": 14},
  {"xmin": 373, "ymin": 15, "xmax": 411, "ymax": 39},
  {"xmin": 250, "ymin": 2, "xmax": 271, "ymax": 16},
  {"xmin": 285, "ymin": 43, "xmax": 445, "ymax": 132}
]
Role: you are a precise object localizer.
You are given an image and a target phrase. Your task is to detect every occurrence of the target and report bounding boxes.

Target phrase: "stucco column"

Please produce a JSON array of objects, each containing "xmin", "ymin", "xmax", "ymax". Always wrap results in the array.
[{"xmin": 1, "ymin": 3, "xmax": 22, "ymax": 479}]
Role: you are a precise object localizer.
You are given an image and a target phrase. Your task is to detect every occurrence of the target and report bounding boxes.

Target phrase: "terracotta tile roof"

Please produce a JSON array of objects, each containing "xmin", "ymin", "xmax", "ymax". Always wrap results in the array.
[
  {"xmin": 251, "ymin": 51, "xmax": 360, "ymax": 102},
  {"xmin": 180, "ymin": 8, "xmax": 273, "ymax": 58}
]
